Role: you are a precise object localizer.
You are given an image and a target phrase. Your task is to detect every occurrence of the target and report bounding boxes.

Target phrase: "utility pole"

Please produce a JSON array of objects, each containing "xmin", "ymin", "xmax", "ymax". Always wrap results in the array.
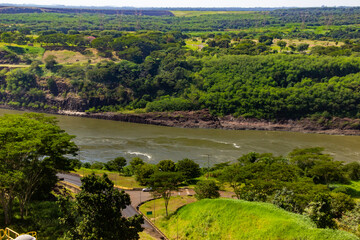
[
  {"xmin": 177, "ymin": 215, "xmax": 179, "ymax": 240},
  {"xmin": 205, "ymin": 154, "xmax": 210, "ymax": 179}
]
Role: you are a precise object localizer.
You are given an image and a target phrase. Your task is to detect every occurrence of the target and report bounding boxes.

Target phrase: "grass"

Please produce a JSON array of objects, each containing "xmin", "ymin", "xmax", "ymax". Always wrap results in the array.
[
  {"xmin": 278, "ymin": 39, "xmax": 343, "ymax": 48},
  {"xmin": 157, "ymin": 198, "xmax": 359, "ymax": 240},
  {"xmin": 42, "ymin": 48, "xmax": 110, "ymax": 65},
  {"xmin": 331, "ymin": 180, "xmax": 360, "ymax": 201},
  {"xmin": 139, "ymin": 196, "xmax": 197, "ymax": 223},
  {"xmin": 72, "ymin": 168, "xmax": 143, "ymax": 189},
  {"xmin": 185, "ymin": 39, "xmax": 206, "ymax": 51},
  {"xmin": 0, "ymin": 64, "xmax": 30, "ymax": 68},
  {"xmin": 171, "ymin": 11, "xmax": 255, "ymax": 17},
  {"xmin": 350, "ymin": 181, "xmax": 360, "ymax": 192},
  {"xmin": 116, "ymin": 108, "xmax": 147, "ymax": 114},
  {"xmin": 139, "ymin": 231, "xmax": 158, "ymax": 240},
  {"xmin": 0, "ymin": 43, "xmax": 45, "ymax": 57}
]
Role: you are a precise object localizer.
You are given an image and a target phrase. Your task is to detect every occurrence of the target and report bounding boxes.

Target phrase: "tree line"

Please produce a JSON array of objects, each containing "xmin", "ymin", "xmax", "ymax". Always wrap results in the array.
[
  {"xmin": 0, "ymin": 7, "xmax": 360, "ymax": 33},
  {"xmin": 2, "ymin": 46, "xmax": 360, "ymax": 121}
]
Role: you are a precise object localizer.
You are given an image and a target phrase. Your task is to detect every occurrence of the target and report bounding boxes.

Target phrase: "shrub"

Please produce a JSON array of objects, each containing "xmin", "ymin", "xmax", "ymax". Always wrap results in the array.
[
  {"xmin": 146, "ymin": 97, "xmax": 195, "ymax": 112},
  {"xmin": 194, "ymin": 180, "xmax": 220, "ymax": 200}
]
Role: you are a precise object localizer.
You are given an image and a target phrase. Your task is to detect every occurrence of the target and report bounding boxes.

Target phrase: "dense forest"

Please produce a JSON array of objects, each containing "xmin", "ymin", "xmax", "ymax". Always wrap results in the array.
[
  {"xmin": 0, "ymin": 7, "xmax": 360, "ymax": 123},
  {"xmin": 1, "ymin": 7, "xmax": 360, "ymax": 32}
]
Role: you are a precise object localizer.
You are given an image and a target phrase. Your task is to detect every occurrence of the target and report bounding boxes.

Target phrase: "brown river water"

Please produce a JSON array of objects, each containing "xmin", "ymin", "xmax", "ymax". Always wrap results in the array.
[{"xmin": 1, "ymin": 108, "xmax": 359, "ymax": 165}]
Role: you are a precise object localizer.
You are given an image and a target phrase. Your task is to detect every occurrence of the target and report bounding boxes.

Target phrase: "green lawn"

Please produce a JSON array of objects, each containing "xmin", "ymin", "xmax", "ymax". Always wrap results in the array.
[
  {"xmin": 139, "ymin": 196, "xmax": 197, "ymax": 223},
  {"xmin": 0, "ymin": 43, "xmax": 45, "ymax": 57},
  {"xmin": 157, "ymin": 199, "xmax": 359, "ymax": 240},
  {"xmin": 72, "ymin": 168, "xmax": 143, "ymax": 189}
]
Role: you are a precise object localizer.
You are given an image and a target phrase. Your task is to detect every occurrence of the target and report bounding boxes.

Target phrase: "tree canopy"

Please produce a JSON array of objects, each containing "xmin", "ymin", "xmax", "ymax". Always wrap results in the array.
[
  {"xmin": 0, "ymin": 113, "xmax": 78, "ymax": 224},
  {"xmin": 59, "ymin": 173, "xmax": 143, "ymax": 240}
]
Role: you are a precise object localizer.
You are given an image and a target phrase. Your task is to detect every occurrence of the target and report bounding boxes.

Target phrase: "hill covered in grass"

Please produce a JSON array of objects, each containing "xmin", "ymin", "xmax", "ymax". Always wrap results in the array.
[{"xmin": 160, "ymin": 199, "xmax": 359, "ymax": 240}]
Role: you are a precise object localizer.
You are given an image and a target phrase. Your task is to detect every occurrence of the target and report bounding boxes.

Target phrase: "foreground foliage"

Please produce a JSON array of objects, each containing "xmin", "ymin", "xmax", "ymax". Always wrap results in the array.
[
  {"xmin": 59, "ymin": 173, "xmax": 143, "ymax": 240},
  {"xmin": 0, "ymin": 113, "xmax": 78, "ymax": 225}
]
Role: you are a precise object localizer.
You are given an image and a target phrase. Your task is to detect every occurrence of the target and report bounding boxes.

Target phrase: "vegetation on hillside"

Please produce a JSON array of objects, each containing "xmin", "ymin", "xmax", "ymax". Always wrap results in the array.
[
  {"xmin": 160, "ymin": 199, "xmax": 359, "ymax": 240},
  {"xmin": 0, "ymin": 8, "xmax": 360, "ymax": 122},
  {"xmin": 1, "ymin": 38, "xmax": 360, "ymax": 121}
]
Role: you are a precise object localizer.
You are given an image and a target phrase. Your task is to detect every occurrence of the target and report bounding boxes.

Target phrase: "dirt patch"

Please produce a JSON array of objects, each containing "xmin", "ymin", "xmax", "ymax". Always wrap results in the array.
[
  {"xmin": 42, "ymin": 48, "xmax": 112, "ymax": 64},
  {"xmin": 275, "ymin": 39, "xmax": 343, "ymax": 48}
]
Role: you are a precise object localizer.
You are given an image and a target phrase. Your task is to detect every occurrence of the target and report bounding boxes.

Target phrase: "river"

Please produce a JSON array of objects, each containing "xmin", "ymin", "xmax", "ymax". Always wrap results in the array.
[{"xmin": 1, "ymin": 108, "xmax": 359, "ymax": 165}]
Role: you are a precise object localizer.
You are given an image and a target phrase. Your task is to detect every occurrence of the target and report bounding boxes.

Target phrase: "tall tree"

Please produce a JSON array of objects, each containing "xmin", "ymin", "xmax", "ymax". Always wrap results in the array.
[
  {"xmin": 0, "ymin": 113, "xmax": 78, "ymax": 224},
  {"xmin": 59, "ymin": 173, "xmax": 143, "ymax": 240},
  {"xmin": 219, "ymin": 164, "xmax": 248, "ymax": 199},
  {"xmin": 157, "ymin": 159, "xmax": 176, "ymax": 172},
  {"xmin": 105, "ymin": 156, "xmax": 127, "ymax": 172},
  {"xmin": 175, "ymin": 158, "xmax": 201, "ymax": 182},
  {"xmin": 148, "ymin": 172, "xmax": 183, "ymax": 217}
]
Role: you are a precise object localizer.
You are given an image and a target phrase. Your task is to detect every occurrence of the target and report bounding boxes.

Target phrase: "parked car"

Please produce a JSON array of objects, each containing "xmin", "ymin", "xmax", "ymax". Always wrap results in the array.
[{"xmin": 142, "ymin": 187, "xmax": 152, "ymax": 192}]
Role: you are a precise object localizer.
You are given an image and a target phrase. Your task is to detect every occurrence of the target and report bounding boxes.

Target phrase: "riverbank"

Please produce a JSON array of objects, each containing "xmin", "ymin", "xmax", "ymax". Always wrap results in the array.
[
  {"xmin": 2, "ymin": 105, "xmax": 360, "ymax": 135},
  {"xmin": 51, "ymin": 109, "xmax": 360, "ymax": 136}
]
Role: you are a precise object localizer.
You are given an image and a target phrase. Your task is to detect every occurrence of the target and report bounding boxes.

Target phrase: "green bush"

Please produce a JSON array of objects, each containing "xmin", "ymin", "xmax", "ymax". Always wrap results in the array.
[{"xmin": 146, "ymin": 97, "xmax": 195, "ymax": 112}]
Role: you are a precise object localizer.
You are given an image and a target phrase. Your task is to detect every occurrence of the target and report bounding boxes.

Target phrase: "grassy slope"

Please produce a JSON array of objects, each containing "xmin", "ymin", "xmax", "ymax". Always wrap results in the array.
[
  {"xmin": 139, "ymin": 231, "xmax": 157, "ymax": 240},
  {"xmin": 0, "ymin": 43, "xmax": 45, "ymax": 57},
  {"xmin": 351, "ymin": 181, "xmax": 360, "ymax": 196},
  {"xmin": 332, "ymin": 180, "xmax": 360, "ymax": 201},
  {"xmin": 159, "ymin": 199, "xmax": 359, "ymax": 240},
  {"xmin": 140, "ymin": 196, "xmax": 197, "ymax": 222}
]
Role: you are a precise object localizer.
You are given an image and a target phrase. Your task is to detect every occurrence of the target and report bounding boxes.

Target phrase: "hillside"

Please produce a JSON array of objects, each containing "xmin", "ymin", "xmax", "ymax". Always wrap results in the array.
[
  {"xmin": 160, "ymin": 199, "xmax": 359, "ymax": 240},
  {"xmin": 0, "ymin": 8, "xmax": 360, "ymax": 133}
]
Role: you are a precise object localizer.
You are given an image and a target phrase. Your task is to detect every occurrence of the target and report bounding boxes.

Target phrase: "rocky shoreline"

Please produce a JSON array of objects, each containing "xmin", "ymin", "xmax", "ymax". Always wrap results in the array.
[{"xmin": 2, "ymin": 106, "xmax": 360, "ymax": 135}]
